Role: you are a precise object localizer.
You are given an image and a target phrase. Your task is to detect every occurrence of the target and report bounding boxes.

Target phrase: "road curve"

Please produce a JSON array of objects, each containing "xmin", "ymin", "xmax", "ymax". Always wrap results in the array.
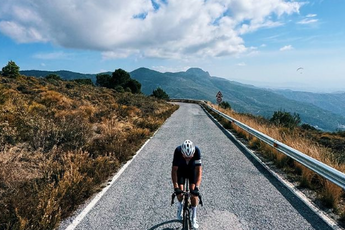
[{"xmin": 60, "ymin": 103, "xmax": 332, "ymax": 230}]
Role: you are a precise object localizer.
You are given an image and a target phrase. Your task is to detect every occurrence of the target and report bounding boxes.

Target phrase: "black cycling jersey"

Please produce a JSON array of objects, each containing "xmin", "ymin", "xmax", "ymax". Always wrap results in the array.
[{"xmin": 172, "ymin": 146, "xmax": 201, "ymax": 185}]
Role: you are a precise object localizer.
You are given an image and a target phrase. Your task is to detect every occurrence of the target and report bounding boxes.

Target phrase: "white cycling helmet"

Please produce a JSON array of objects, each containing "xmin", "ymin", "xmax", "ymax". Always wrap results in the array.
[{"xmin": 181, "ymin": 140, "xmax": 195, "ymax": 157}]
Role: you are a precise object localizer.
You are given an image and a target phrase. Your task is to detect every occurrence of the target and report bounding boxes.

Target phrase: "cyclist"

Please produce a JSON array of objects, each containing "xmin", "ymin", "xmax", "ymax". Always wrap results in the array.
[{"xmin": 171, "ymin": 140, "xmax": 202, "ymax": 229}]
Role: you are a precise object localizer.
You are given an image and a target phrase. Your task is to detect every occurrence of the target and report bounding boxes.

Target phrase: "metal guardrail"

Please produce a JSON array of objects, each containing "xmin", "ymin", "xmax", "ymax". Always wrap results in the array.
[{"xmin": 201, "ymin": 102, "xmax": 345, "ymax": 190}]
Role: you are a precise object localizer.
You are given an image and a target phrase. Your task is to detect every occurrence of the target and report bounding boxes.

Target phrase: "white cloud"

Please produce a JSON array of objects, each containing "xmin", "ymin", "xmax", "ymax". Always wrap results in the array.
[
  {"xmin": 280, "ymin": 45, "xmax": 293, "ymax": 51},
  {"xmin": 0, "ymin": 0, "xmax": 302, "ymax": 59},
  {"xmin": 33, "ymin": 51, "xmax": 73, "ymax": 60},
  {"xmin": 237, "ymin": 62, "xmax": 246, "ymax": 67},
  {"xmin": 297, "ymin": 18, "xmax": 318, "ymax": 24},
  {"xmin": 306, "ymin": 14, "xmax": 317, "ymax": 18},
  {"xmin": 238, "ymin": 20, "xmax": 284, "ymax": 35},
  {"xmin": 102, "ymin": 50, "xmax": 140, "ymax": 60},
  {"xmin": 246, "ymin": 47, "xmax": 260, "ymax": 57},
  {"xmin": 298, "ymin": 13, "xmax": 318, "ymax": 24},
  {"xmin": 151, "ymin": 65, "xmax": 190, "ymax": 73},
  {"xmin": 99, "ymin": 69, "xmax": 109, "ymax": 73},
  {"xmin": 0, "ymin": 21, "xmax": 47, "ymax": 43}
]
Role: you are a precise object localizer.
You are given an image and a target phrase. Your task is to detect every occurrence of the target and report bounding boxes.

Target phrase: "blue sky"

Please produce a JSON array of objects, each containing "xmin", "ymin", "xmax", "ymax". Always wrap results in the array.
[{"xmin": 0, "ymin": 0, "xmax": 344, "ymax": 92}]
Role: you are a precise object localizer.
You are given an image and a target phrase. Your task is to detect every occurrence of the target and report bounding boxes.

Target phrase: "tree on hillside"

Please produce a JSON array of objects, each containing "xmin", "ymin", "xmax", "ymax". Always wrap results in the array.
[
  {"xmin": 219, "ymin": 101, "xmax": 231, "ymax": 110},
  {"xmin": 45, "ymin": 74, "xmax": 62, "ymax": 81},
  {"xmin": 301, "ymin": 123, "xmax": 318, "ymax": 131},
  {"xmin": 96, "ymin": 69, "xmax": 141, "ymax": 94},
  {"xmin": 151, "ymin": 87, "xmax": 169, "ymax": 100},
  {"xmin": 96, "ymin": 73, "xmax": 111, "ymax": 87},
  {"xmin": 111, "ymin": 69, "xmax": 130, "ymax": 87},
  {"xmin": 270, "ymin": 110, "xmax": 301, "ymax": 129},
  {"xmin": 124, "ymin": 79, "xmax": 141, "ymax": 94},
  {"xmin": 2, "ymin": 60, "xmax": 20, "ymax": 78}
]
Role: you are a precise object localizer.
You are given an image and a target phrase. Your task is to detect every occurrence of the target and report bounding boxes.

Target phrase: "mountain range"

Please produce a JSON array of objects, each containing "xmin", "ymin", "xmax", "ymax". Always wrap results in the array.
[{"xmin": 20, "ymin": 68, "xmax": 345, "ymax": 131}]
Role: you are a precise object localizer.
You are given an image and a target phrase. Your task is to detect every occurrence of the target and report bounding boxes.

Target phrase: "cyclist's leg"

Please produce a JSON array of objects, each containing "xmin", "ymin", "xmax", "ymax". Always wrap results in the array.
[
  {"xmin": 177, "ymin": 168, "xmax": 185, "ymax": 202},
  {"xmin": 189, "ymin": 168, "xmax": 199, "ymax": 206},
  {"xmin": 189, "ymin": 168, "xmax": 199, "ymax": 228},
  {"xmin": 176, "ymin": 168, "xmax": 185, "ymax": 220}
]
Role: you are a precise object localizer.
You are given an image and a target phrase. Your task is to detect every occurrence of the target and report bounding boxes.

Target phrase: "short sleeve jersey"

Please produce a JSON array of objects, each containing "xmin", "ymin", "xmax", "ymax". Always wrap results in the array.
[{"xmin": 172, "ymin": 146, "xmax": 202, "ymax": 168}]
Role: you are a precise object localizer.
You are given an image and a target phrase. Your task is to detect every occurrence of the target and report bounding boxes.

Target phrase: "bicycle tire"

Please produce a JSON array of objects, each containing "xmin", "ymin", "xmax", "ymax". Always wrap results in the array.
[
  {"xmin": 182, "ymin": 178, "xmax": 191, "ymax": 230},
  {"xmin": 182, "ymin": 208, "xmax": 191, "ymax": 230}
]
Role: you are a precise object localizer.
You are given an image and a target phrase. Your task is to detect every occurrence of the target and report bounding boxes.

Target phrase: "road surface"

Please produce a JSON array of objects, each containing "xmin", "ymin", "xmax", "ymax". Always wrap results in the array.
[{"xmin": 60, "ymin": 103, "xmax": 332, "ymax": 230}]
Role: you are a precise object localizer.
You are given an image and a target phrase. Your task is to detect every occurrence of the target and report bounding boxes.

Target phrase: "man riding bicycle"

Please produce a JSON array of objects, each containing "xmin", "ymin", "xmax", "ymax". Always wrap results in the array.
[{"xmin": 171, "ymin": 140, "xmax": 202, "ymax": 229}]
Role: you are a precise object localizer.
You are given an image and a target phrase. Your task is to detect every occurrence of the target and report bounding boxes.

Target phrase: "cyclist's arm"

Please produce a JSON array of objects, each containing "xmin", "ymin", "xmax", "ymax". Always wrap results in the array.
[
  {"xmin": 171, "ymin": 166, "xmax": 179, "ymax": 189},
  {"xmin": 195, "ymin": 166, "xmax": 202, "ymax": 187}
]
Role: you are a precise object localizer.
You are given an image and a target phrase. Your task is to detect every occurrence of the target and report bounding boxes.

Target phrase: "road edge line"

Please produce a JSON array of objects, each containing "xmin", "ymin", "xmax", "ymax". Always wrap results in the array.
[
  {"xmin": 201, "ymin": 105, "xmax": 342, "ymax": 230},
  {"xmin": 64, "ymin": 128, "xmax": 160, "ymax": 230}
]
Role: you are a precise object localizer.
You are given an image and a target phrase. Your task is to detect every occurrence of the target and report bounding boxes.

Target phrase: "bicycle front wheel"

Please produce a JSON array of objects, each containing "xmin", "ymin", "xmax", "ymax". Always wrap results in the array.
[{"xmin": 182, "ymin": 209, "xmax": 191, "ymax": 230}]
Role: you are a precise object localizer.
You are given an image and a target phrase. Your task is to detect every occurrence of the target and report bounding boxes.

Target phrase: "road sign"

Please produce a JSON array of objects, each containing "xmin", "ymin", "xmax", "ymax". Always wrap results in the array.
[
  {"xmin": 217, "ymin": 97, "xmax": 222, "ymax": 103},
  {"xmin": 216, "ymin": 91, "xmax": 223, "ymax": 104},
  {"xmin": 216, "ymin": 91, "xmax": 223, "ymax": 98}
]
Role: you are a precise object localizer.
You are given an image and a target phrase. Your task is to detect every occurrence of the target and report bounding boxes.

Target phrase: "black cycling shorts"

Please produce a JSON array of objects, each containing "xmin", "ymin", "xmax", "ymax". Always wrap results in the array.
[{"xmin": 177, "ymin": 166, "xmax": 196, "ymax": 185}]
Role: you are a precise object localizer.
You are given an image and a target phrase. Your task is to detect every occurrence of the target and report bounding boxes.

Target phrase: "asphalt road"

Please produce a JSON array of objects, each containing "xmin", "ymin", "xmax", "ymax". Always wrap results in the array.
[{"xmin": 60, "ymin": 103, "xmax": 332, "ymax": 230}]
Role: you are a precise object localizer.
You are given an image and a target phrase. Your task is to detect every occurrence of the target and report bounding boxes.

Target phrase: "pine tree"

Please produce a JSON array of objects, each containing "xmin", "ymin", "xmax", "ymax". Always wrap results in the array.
[{"xmin": 2, "ymin": 60, "xmax": 20, "ymax": 78}]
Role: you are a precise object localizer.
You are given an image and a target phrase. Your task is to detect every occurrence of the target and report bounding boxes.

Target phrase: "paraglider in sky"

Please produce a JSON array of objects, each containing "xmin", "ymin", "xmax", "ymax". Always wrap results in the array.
[{"xmin": 296, "ymin": 67, "xmax": 303, "ymax": 74}]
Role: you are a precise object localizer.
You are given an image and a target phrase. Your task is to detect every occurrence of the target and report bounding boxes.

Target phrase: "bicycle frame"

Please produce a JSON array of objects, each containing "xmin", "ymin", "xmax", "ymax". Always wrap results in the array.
[
  {"xmin": 171, "ymin": 178, "xmax": 203, "ymax": 230},
  {"xmin": 182, "ymin": 178, "xmax": 192, "ymax": 229}
]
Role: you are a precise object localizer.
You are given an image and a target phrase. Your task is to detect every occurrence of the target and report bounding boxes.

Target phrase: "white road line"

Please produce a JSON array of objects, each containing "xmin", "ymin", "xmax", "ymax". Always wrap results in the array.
[
  {"xmin": 65, "ymin": 133, "xmax": 156, "ymax": 230},
  {"xmin": 203, "ymin": 107, "xmax": 342, "ymax": 230}
]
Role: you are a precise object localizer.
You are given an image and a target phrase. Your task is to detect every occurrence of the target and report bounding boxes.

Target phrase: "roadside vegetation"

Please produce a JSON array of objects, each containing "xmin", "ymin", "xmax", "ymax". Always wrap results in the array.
[
  {"xmin": 204, "ymin": 101, "xmax": 345, "ymax": 226},
  {"xmin": 0, "ymin": 61, "xmax": 178, "ymax": 230},
  {"xmin": 96, "ymin": 68, "xmax": 141, "ymax": 94},
  {"xmin": 151, "ymin": 87, "xmax": 170, "ymax": 100}
]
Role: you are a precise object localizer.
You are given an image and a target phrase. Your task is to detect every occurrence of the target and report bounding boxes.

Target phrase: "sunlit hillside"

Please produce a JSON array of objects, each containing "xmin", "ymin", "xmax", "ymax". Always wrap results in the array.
[
  {"xmin": 204, "ymin": 102, "xmax": 345, "ymax": 226},
  {"xmin": 0, "ymin": 74, "xmax": 178, "ymax": 230}
]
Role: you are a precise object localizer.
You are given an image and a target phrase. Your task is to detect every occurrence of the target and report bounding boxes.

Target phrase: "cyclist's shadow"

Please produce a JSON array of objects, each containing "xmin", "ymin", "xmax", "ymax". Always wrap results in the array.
[{"xmin": 147, "ymin": 219, "xmax": 182, "ymax": 230}]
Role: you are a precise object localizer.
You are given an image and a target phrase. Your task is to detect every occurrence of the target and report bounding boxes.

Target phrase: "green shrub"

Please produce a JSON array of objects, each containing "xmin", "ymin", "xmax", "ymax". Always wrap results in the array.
[
  {"xmin": 2, "ymin": 60, "xmax": 20, "ymax": 78},
  {"xmin": 72, "ymin": 79, "xmax": 94, "ymax": 86},
  {"xmin": 151, "ymin": 87, "xmax": 169, "ymax": 100},
  {"xmin": 270, "ymin": 110, "xmax": 301, "ymax": 129},
  {"xmin": 45, "ymin": 74, "xmax": 62, "ymax": 81},
  {"xmin": 219, "ymin": 101, "xmax": 231, "ymax": 110}
]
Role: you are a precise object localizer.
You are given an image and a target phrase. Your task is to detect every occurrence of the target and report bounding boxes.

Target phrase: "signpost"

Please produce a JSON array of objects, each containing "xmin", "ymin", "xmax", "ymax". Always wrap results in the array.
[{"xmin": 216, "ymin": 91, "xmax": 223, "ymax": 108}]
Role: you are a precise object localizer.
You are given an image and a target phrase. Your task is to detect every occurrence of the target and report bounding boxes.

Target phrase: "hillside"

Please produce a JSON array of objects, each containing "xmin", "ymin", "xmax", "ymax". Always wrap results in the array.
[
  {"xmin": 20, "ymin": 70, "xmax": 97, "ymax": 82},
  {"xmin": 20, "ymin": 68, "xmax": 345, "ymax": 131},
  {"xmin": 207, "ymin": 76, "xmax": 345, "ymax": 131},
  {"xmin": 0, "ymin": 74, "xmax": 177, "ymax": 230},
  {"xmin": 130, "ymin": 67, "xmax": 219, "ymax": 100},
  {"xmin": 273, "ymin": 89, "xmax": 345, "ymax": 118},
  {"xmin": 130, "ymin": 68, "xmax": 345, "ymax": 131}
]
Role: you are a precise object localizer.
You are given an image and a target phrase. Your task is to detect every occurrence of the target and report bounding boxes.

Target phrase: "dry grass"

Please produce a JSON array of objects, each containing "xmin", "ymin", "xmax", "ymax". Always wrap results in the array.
[
  {"xmin": 206, "ymin": 103, "xmax": 345, "ymax": 224},
  {"xmin": 0, "ymin": 75, "xmax": 178, "ymax": 230}
]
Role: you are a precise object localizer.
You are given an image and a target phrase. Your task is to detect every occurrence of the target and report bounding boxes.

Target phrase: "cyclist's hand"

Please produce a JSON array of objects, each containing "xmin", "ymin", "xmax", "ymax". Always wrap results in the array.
[
  {"xmin": 191, "ymin": 187, "xmax": 200, "ymax": 196},
  {"xmin": 174, "ymin": 188, "xmax": 183, "ymax": 195}
]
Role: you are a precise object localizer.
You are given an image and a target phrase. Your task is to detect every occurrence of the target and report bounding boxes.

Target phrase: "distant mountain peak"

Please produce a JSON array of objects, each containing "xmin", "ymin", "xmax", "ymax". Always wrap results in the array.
[{"xmin": 186, "ymin": 68, "xmax": 210, "ymax": 78}]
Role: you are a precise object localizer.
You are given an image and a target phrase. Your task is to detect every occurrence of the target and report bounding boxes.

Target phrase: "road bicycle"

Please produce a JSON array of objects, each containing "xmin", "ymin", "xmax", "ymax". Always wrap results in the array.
[{"xmin": 171, "ymin": 178, "xmax": 203, "ymax": 230}]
